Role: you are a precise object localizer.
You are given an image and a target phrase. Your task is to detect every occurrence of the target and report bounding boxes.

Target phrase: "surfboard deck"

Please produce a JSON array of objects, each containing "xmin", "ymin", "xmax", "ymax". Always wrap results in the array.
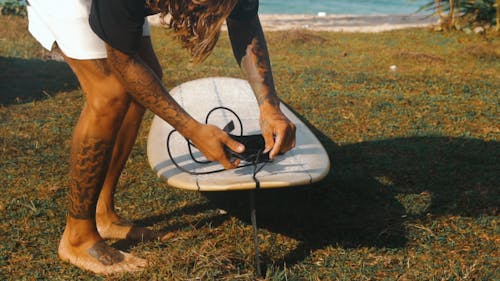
[{"xmin": 147, "ymin": 77, "xmax": 330, "ymax": 191}]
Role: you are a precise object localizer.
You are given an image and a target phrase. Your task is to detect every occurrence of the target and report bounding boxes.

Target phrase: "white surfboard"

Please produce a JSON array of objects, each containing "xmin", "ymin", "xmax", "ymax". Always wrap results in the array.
[{"xmin": 147, "ymin": 77, "xmax": 330, "ymax": 191}]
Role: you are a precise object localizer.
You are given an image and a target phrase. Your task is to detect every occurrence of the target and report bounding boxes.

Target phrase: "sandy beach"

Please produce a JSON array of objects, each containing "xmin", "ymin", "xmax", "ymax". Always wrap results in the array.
[
  {"xmin": 257, "ymin": 14, "xmax": 437, "ymax": 32},
  {"xmin": 148, "ymin": 13, "xmax": 438, "ymax": 32}
]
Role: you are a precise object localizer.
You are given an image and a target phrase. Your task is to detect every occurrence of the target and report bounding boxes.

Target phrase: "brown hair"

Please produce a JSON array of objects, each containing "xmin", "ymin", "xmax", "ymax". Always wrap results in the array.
[{"xmin": 147, "ymin": 0, "xmax": 239, "ymax": 63}]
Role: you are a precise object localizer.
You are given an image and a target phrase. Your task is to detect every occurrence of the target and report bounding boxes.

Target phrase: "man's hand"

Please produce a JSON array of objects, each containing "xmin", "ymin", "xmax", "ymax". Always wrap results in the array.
[
  {"xmin": 188, "ymin": 124, "xmax": 245, "ymax": 169},
  {"xmin": 260, "ymin": 105, "xmax": 296, "ymax": 159}
]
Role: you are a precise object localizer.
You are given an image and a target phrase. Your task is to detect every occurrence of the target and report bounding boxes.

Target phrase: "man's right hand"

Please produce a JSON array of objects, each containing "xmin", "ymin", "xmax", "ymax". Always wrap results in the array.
[{"xmin": 187, "ymin": 124, "xmax": 245, "ymax": 169}]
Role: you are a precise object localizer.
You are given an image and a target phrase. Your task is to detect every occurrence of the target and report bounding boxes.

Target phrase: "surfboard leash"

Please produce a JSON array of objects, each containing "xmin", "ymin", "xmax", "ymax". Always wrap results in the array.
[
  {"xmin": 165, "ymin": 106, "xmax": 269, "ymax": 277},
  {"xmin": 165, "ymin": 106, "xmax": 271, "ymax": 175},
  {"xmin": 167, "ymin": 128, "xmax": 267, "ymax": 277},
  {"xmin": 249, "ymin": 151, "xmax": 265, "ymax": 277}
]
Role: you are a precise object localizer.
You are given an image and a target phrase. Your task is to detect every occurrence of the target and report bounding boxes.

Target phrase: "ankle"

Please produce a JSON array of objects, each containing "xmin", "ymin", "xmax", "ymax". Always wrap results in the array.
[
  {"xmin": 96, "ymin": 209, "xmax": 121, "ymax": 225},
  {"xmin": 96, "ymin": 201, "xmax": 117, "ymax": 217},
  {"xmin": 63, "ymin": 216, "xmax": 101, "ymax": 247}
]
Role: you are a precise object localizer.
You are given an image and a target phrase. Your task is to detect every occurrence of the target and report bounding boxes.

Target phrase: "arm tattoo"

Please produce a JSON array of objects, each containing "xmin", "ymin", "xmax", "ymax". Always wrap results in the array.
[
  {"xmin": 106, "ymin": 45, "xmax": 194, "ymax": 133},
  {"xmin": 68, "ymin": 137, "xmax": 112, "ymax": 219},
  {"xmin": 243, "ymin": 38, "xmax": 280, "ymax": 107},
  {"xmin": 227, "ymin": 16, "xmax": 280, "ymax": 108}
]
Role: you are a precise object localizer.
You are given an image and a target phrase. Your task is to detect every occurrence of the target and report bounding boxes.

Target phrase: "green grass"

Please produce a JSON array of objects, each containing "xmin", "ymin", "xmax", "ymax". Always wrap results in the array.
[{"xmin": 1, "ymin": 15, "xmax": 499, "ymax": 280}]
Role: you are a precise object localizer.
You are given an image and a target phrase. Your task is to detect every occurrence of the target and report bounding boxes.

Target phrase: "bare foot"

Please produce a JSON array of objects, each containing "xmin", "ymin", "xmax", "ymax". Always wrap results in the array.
[
  {"xmin": 58, "ymin": 231, "xmax": 147, "ymax": 275},
  {"xmin": 96, "ymin": 214, "xmax": 172, "ymax": 242}
]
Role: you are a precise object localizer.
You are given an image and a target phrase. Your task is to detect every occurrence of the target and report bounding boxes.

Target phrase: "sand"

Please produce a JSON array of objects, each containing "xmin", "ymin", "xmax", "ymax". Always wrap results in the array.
[
  {"xmin": 148, "ymin": 13, "xmax": 438, "ymax": 32},
  {"xmin": 256, "ymin": 14, "xmax": 437, "ymax": 32}
]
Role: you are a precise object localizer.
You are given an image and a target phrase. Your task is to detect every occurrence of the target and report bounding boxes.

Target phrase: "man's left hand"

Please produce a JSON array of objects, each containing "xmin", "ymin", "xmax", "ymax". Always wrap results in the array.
[{"xmin": 259, "ymin": 105, "xmax": 296, "ymax": 159}]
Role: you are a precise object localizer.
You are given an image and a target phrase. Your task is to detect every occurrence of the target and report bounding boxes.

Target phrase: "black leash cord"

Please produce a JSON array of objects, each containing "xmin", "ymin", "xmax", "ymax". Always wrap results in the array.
[
  {"xmin": 250, "ymin": 150, "xmax": 265, "ymax": 277},
  {"xmin": 165, "ymin": 106, "xmax": 267, "ymax": 277},
  {"xmin": 165, "ymin": 106, "xmax": 268, "ymax": 175},
  {"xmin": 166, "ymin": 129, "xmax": 260, "ymax": 175},
  {"xmin": 185, "ymin": 106, "xmax": 243, "ymax": 165},
  {"xmin": 204, "ymin": 106, "xmax": 244, "ymax": 133},
  {"xmin": 166, "ymin": 129, "xmax": 267, "ymax": 277}
]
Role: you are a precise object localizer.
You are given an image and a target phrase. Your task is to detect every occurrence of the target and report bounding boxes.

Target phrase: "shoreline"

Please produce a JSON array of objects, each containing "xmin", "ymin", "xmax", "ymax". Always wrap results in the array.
[{"xmin": 148, "ymin": 13, "xmax": 438, "ymax": 32}]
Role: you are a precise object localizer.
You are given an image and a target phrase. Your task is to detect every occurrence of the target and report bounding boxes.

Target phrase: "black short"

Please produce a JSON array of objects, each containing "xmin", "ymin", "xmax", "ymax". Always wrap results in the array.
[
  {"xmin": 89, "ymin": 0, "xmax": 150, "ymax": 55},
  {"xmin": 229, "ymin": 0, "xmax": 259, "ymax": 21},
  {"xmin": 89, "ymin": 0, "xmax": 259, "ymax": 55}
]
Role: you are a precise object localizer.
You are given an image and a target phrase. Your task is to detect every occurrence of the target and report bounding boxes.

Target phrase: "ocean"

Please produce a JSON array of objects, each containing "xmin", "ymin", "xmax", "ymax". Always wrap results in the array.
[
  {"xmin": 259, "ymin": 0, "xmax": 429, "ymax": 15},
  {"xmin": 0, "ymin": 0, "xmax": 430, "ymax": 16}
]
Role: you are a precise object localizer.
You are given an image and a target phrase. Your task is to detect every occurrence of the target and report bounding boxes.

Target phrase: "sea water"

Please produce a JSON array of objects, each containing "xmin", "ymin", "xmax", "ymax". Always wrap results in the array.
[
  {"xmin": 1, "ymin": 0, "xmax": 429, "ymax": 16},
  {"xmin": 259, "ymin": 0, "xmax": 429, "ymax": 15}
]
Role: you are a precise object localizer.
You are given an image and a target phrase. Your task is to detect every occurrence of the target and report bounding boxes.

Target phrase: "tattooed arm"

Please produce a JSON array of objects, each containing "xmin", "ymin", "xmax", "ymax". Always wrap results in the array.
[
  {"xmin": 105, "ymin": 44, "xmax": 244, "ymax": 169},
  {"xmin": 227, "ymin": 15, "xmax": 296, "ymax": 159}
]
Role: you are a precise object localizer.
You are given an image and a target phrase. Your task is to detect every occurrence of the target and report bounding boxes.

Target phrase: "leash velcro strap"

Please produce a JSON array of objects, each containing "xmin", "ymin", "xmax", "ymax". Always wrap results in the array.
[
  {"xmin": 225, "ymin": 134, "xmax": 270, "ymax": 163},
  {"xmin": 166, "ymin": 106, "xmax": 271, "ymax": 175}
]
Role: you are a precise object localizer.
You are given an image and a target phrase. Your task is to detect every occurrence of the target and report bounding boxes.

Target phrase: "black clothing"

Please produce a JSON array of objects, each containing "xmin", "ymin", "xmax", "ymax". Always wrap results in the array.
[
  {"xmin": 89, "ymin": 0, "xmax": 259, "ymax": 55},
  {"xmin": 229, "ymin": 0, "xmax": 259, "ymax": 20}
]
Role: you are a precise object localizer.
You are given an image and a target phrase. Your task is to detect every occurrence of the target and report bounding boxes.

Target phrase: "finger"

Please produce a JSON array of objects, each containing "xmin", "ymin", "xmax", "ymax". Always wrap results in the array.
[
  {"xmin": 224, "ymin": 157, "xmax": 240, "ymax": 169},
  {"xmin": 223, "ymin": 135, "xmax": 245, "ymax": 154},
  {"xmin": 270, "ymin": 133, "xmax": 283, "ymax": 160},
  {"xmin": 282, "ymin": 125, "xmax": 297, "ymax": 153},
  {"xmin": 280, "ymin": 128, "xmax": 291, "ymax": 153},
  {"xmin": 290, "ymin": 137, "xmax": 296, "ymax": 150},
  {"xmin": 231, "ymin": 158, "xmax": 241, "ymax": 169},
  {"xmin": 262, "ymin": 130, "xmax": 275, "ymax": 153},
  {"xmin": 218, "ymin": 153, "xmax": 235, "ymax": 169},
  {"xmin": 220, "ymin": 147, "xmax": 241, "ymax": 169},
  {"xmin": 224, "ymin": 149, "xmax": 240, "ymax": 168}
]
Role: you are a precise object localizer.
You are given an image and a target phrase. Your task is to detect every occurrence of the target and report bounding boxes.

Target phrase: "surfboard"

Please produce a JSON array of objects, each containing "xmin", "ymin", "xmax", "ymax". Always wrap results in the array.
[{"xmin": 147, "ymin": 77, "xmax": 330, "ymax": 191}]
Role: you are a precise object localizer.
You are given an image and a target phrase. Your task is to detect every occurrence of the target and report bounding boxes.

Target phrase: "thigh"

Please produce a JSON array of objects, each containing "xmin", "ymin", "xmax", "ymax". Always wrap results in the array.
[{"xmin": 60, "ymin": 48, "xmax": 130, "ymax": 114}]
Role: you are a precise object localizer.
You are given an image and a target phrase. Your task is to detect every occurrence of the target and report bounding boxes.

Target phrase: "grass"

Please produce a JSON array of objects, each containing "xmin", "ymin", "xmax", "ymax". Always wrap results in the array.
[{"xmin": 1, "ymin": 15, "xmax": 499, "ymax": 280}]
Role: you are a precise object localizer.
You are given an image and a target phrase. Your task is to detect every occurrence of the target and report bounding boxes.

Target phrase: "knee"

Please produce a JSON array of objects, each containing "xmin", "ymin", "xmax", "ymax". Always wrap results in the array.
[{"xmin": 86, "ymin": 81, "xmax": 131, "ymax": 122}]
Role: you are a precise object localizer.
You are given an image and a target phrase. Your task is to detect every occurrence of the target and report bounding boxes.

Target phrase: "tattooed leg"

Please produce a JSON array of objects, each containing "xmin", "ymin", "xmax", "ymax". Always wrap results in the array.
[
  {"xmin": 57, "ymin": 53, "xmax": 147, "ymax": 274},
  {"xmin": 95, "ymin": 101, "xmax": 147, "ymax": 239},
  {"xmin": 95, "ymin": 37, "xmax": 171, "ymax": 242},
  {"xmin": 68, "ymin": 136, "xmax": 112, "ymax": 220}
]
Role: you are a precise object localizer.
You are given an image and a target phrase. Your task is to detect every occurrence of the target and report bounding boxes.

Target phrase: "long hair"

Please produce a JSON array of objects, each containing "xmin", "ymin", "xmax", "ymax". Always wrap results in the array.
[{"xmin": 147, "ymin": 0, "xmax": 239, "ymax": 63}]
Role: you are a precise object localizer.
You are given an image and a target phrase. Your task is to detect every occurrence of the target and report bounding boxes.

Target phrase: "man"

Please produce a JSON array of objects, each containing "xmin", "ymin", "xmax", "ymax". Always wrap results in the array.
[{"xmin": 27, "ymin": 0, "xmax": 296, "ymax": 275}]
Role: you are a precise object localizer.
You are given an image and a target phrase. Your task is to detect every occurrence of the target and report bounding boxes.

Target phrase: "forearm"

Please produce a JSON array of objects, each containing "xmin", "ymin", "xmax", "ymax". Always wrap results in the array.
[
  {"xmin": 227, "ymin": 15, "xmax": 280, "ymax": 111},
  {"xmin": 105, "ymin": 44, "xmax": 199, "ymax": 137}
]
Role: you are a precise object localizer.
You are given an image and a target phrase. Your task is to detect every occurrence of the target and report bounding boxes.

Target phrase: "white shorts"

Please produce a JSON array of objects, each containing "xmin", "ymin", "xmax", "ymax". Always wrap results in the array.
[{"xmin": 27, "ymin": 0, "xmax": 150, "ymax": 60}]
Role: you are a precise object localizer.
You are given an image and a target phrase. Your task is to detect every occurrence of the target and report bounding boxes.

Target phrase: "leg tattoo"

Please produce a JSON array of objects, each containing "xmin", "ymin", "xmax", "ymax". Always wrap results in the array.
[{"xmin": 68, "ymin": 137, "xmax": 112, "ymax": 219}]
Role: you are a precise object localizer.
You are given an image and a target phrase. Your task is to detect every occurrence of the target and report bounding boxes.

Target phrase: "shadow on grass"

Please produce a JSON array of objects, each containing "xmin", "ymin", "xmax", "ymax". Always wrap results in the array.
[
  {"xmin": 123, "ymin": 110, "xmax": 498, "ymax": 267},
  {"xmin": 202, "ymin": 131, "xmax": 406, "ymax": 267},
  {"xmin": 201, "ymin": 123, "xmax": 498, "ymax": 267},
  {"xmin": 106, "ymin": 100, "xmax": 499, "ymax": 270},
  {"xmin": 110, "ymin": 110, "xmax": 498, "ymax": 269},
  {"xmin": 0, "ymin": 56, "xmax": 78, "ymax": 105}
]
